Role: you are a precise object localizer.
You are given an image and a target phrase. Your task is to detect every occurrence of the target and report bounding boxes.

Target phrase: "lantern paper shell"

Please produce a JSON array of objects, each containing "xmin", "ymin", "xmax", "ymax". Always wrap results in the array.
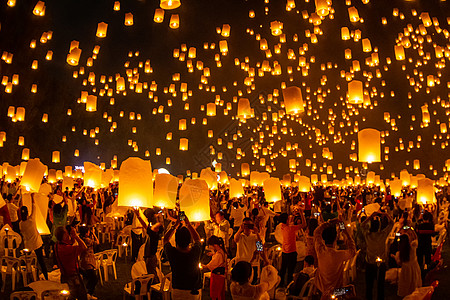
[
  {"xmin": 237, "ymin": 98, "xmax": 252, "ymax": 119},
  {"xmin": 348, "ymin": 80, "xmax": 364, "ymax": 104},
  {"xmin": 96, "ymin": 22, "xmax": 108, "ymax": 38},
  {"xmin": 390, "ymin": 178, "xmax": 402, "ymax": 197},
  {"xmin": 153, "ymin": 173, "xmax": 178, "ymax": 209},
  {"xmin": 298, "ymin": 176, "xmax": 311, "ymax": 192},
  {"xmin": 417, "ymin": 178, "xmax": 435, "ymax": 204},
  {"xmin": 101, "ymin": 169, "xmax": 113, "ymax": 187},
  {"xmin": 282, "ymin": 86, "xmax": 304, "ymax": 114},
  {"xmin": 358, "ymin": 128, "xmax": 381, "ymax": 163},
  {"xmin": 63, "ymin": 176, "xmax": 74, "ymax": 191},
  {"xmin": 315, "ymin": 0, "xmax": 329, "ymax": 16},
  {"xmin": 67, "ymin": 48, "xmax": 81, "ymax": 66},
  {"xmin": 84, "ymin": 162, "xmax": 103, "ymax": 188},
  {"xmin": 218, "ymin": 171, "xmax": 228, "ymax": 184},
  {"xmin": 21, "ymin": 158, "xmax": 46, "ymax": 192},
  {"xmin": 200, "ymin": 167, "xmax": 218, "ymax": 190},
  {"xmin": 229, "ymin": 178, "xmax": 244, "ymax": 198},
  {"xmin": 118, "ymin": 157, "xmax": 153, "ymax": 208},
  {"xmin": 263, "ymin": 178, "xmax": 282, "ymax": 202},
  {"xmin": 160, "ymin": 0, "xmax": 181, "ymax": 9},
  {"xmin": 179, "ymin": 178, "xmax": 210, "ymax": 222}
]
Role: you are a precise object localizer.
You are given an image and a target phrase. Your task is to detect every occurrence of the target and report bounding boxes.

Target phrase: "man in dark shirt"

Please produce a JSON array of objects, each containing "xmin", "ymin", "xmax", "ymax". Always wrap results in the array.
[
  {"xmin": 416, "ymin": 211, "xmax": 436, "ymax": 270},
  {"xmin": 163, "ymin": 213, "xmax": 202, "ymax": 299}
]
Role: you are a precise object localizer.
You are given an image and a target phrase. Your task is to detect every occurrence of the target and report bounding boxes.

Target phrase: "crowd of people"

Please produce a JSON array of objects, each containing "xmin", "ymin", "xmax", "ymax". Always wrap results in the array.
[{"xmin": 0, "ymin": 177, "xmax": 449, "ymax": 300}]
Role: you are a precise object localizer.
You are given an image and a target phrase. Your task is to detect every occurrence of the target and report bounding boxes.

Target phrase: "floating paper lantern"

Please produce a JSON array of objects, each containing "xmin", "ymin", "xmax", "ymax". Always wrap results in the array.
[
  {"xmin": 362, "ymin": 38, "xmax": 372, "ymax": 52},
  {"xmin": 263, "ymin": 178, "xmax": 282, "ymax": 202},
  {"xmin": 270, "ymin": 21, "xmax": 283, "ymax": 36},
  {"xmin": 64, "ymin": 166, "xmax": 72, "ymax": 177},
  {"xmin": 348, "ymin": 80, "xmax": 364, "ymax": 104},
  {"xmin": 96, "ymin": 22, "xmax": 108, "ymax": 38},
  {"xmin": 237, "ymin": 98, "xmax": 252, "ymax": 119},
  {"xmin": 52, "ymin": 151, "xmax": 60, "ymax": 163},
  {"xmin": 200, "ymin": 168, "xmax": 217, "ymax": 189},
  {"xmin": 400, "ymin": 170, "xmax": 411, "ymax": 186},
  {"xmin": 229, "ymin": 178, "xmax": 244, "ymax": 198},
  {"xmin": 366, "ymin": 171, "xmax": 375, "ymax": 184},
  {"xmin": 219, "ymin": 40, "xmax": 228, "ymax": 54},
  {"xmin": 283, "ymin": 86, "xmax": 304, "ymax": 114},
  {"xmin": 315, "ymin": 0, "xmax": 329, "ymax": 16},
  {"xmin": 221, "ymin": 24, "xmax": 230, "ymax": 37},
  {"xmin": 206, "ymin": 103, "xmax": 216, "ymax": 116},
  {"xmin": 241, "ymin": 163, "xmax": 250, "ymax": 177},
  {"xmin": 179, "ymin": 138, "xmax": 188, "ymax": 151},
  {"xmin": 16, "ymin": 107, "xmax": 25, "ymax": 121},
  {"xmin": 179, "ymin": 178, "xmax": 210, "ymax": 222},
  {"xmin": 160, "ymin": 0, "xmax": 181, "ymax": 9},
  {"xmin": 298, "ymin": 176, "xmax": 311, "ymax": 192},
  {"xmin": 153, "ymin": 173, "xmax": 178, "ymax": 208},
  {"xmin": 67, "ymin": 48, "xmax": 81, "ymax": 66},
  {"xmin": 218, "ymin": 171, "xmax": 228, "ymax": 184},
  {"xmin": 86, "ymin": 95, "xmax": 97, "ymax": 111},
  {"xmin": 417, "ymin": 178, "xmax": 435, "ymax": 204},
  {"xmin": 348, "ymin": 7, "xmax": 360, "ymax": 22},
  {"xmin": 358, "ymin": 128, "xmax": 381, "ymax": 163},
  {"xmin": 84, "ymin": 162, "xmax": 103, "ymax": 188},
  {"xmin": 33, "ymin": 1, "xmax": 45, "ymax": 16},
  {"xmin": 20, "ymin": 158, "xmax": 46, "ymax": 192},
  {"xmin": 154, "ymin": 9, "xmax": 164, "ymax": 22},
  {"xmin": 113, "ymin": 1, "xmax": 120, "ymax": 10},
  {"xmin": 124, "ymin": 13, "xmax": 134, "ymax": 26},
  {"xmin": 169, "ymin": 14, "xmax": 179, "ymax": 29},
  {"xmin": 394, "ymin": 45, "xmax": 405, "ymax": 60},
  {"xmin": 22, "ymin": 148, "xmax": 30, "ymax": 160},
  {"xmin": 118, "ymin": 157, "xmax": 153, "ymax": 207}
]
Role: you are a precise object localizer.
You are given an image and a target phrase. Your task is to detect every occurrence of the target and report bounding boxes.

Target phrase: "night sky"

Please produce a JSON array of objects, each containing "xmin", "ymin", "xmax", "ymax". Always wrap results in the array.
[{"xmin": 1, "ymin": 0, "xmax": 450, "ymax": 181}]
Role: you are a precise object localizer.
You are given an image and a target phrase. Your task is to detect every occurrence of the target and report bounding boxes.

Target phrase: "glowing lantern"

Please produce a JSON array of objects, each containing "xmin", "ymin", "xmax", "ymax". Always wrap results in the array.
[
  {"xmin": 358, "ymin": 128, "xmax": 381, "ymax": 163},
  {"xmin": 229, "ymin": 178, "xmax": 244, "ymax": 198},
  {"xmin": 64, "ymin": 166, "xmax": 72, "ymax": 177},
  {"xmin": 67, "ymin": 48, "xmax": 81, "ymax": 66},
  {"xmin": 400, "ymin": 170, "xmax": 411, "ymax": 186},
  {"xmin": 16, "ymin": 107, "xmax": 25, "ymax": 121},
  {"xmin": 417, "ymin": 178, "xmax": 435, "ymax": 204},
  {"xmin": 362, "ymin": 39, "xmax": 372, "ymax": 52},
  {"xmin": 413, "ymin": 160, "xmax": 420, "ymax": 170},
  {"xmin": 113, "ymin": 1, "xmax": 120, "ymax": 10},
  {"xmin": 179, "ymin": 138, "xmax": 188, "ymax": 151},
  {"xmin": 237, "ymin": 98, "xmax": 252, "ymax": 119},
  {"xmin": 348, "ymin": 7, "xmax": 360, "ymax": 22},
  {"xmin": 153, "ymin": 174, "xmax": 178, "ymax": 208},
  {"xmin": 206, "ymin": 103, "xmax": 216, "ymax": 116},
  {"xmin": 84, "ymin": 162, "xmax": 102, "ymax": 189},
  {"xmin": 52, "ymin": 151, "xmax": 60, "ymax": 163},
  {"xmin": 348, "ymin": 80, "xmax": 364, "ymax": 104},
  {"xmin": 241, "ymin": 163, "xmax": 250, "ymax": 176},
  {"xmin": 283, "ymin": 86, "xmax": 304, "ymax": 114},
  {"xmin": 160, "ymin": 0, "xmax": 181, "ymax": 9},
  {"xmin": 394, "ymin": 45, "xmax": 405, "ymax": 60},
  {"xmin": 20, "ymin": 158, "xmax": 46, "ymax": 192},
  {"xmin": 33, "ymin": 1, "xmax": 45, "ymax": 16},
  {"xmin": 124, "ymin": 13, "xmax": 134, "ymax": 26},
  {"xmin": 298, "ymin": 176, "xmax": 311, "ymax": 192},
  {"xmin": 179, "ymin": 179, "xmax": 210, "ymax": 222},
  {"xmin": 289, "ymin": 159, "xmax": 296, "ymax": 169},
  {"xmin": 22, "ymin": 148, "xmax": 30, "ymax": 160},
  {"xmin": 118, "ymin": 158, "xmax": 153, "ymax": 207},
  {"xmin": 366, "ymin": 171, "xmax": 375, "ymax": 184},
  {"xmin": 86, "ymin": 95, "xmax": 97, "ymax": 111},
  {"xmin": 315, "ymin": 0, "xmax": 329, "ymax": 16},
  {"xmin": 270, "ymin": 21, "xmax": 283, "ymax": 36},
  {"xmin": 154, "ymin": 8, "xmax": 164, "ymax": 23},
  {"xmin": 219, "ymin": 40, "xmax": 228, "ymax": 54},
  {"xmin": 440, "ymin": 123, "xmax": 447, "ymax": 134},
  {"xmin": 389, "ymin": 178, "xmax": 402, "ymax": 197},
  {"xmin": 96, "ymin": 22, "xmax": 108, "ymax": 38},
  {"xmin": 218, "ymin": 171, "xmax": 228, "ymax": 184},
  {"xmin": 341, "ymin": 27, "xmax": 350, "ymax": 40},
  {"xmin": 221, "ymin": 24, "xmax": 230, "ymax": 37},
  {"xmin": 169, "ymin": 14, "xmax": 179, "ymax": 29},
  {"xmin": 263, "ymin": 178, "xmax": 281, "ymax": 202},
  {"xmin": 116, "ymin": 77, "xmax": 125, "ymax": 91},
  {"xmin": 420, "ymin": 12, "xmax": 432, "ymax": 27},
  {"xmin": 200, "ymin": 168, "xmax": 217, "ymax": 190}
]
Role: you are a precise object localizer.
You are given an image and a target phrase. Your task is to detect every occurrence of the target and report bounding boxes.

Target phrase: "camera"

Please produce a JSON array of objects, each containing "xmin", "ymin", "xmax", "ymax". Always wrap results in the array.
[
  {"xmin": 179, "ymin": 211, "xmax": 186, "ymax": 221},
  {"xmin": 256, "ymin": 240, "xmax": 263, "ymax": 252}
]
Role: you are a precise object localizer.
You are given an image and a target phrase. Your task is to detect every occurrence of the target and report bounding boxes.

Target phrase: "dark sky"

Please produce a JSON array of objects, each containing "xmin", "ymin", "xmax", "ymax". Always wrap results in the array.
[{"xmin": 0, "ymin": 0, "xmax": 449, "ymax": 181}]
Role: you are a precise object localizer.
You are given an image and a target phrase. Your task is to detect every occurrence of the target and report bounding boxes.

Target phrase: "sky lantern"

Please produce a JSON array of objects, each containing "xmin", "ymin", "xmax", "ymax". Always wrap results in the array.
[
  {"xmin": 358, "ymin": 128, "xmax": 381, "ymax": 163},
  {"xmin": 84, "ymin": 162, "xmax": 103, "ymax": 188},
  {"xmin": 348, "ymin": 80, "xmax": 364, "ymax": 104},
  {"xmin": 394, "ymin": 45, "xmax": 405, "ymax": 60},
  {"xmin": 341, "ymin": 27, "xmax": 350, "ymax": 40},
  {"xmin": 64, "ymin": 166, "xmax": 72, "ymax": 177},
  {"xmin": 270, "ymin": 21, "xmax": 283, "ymax": 36},
  {"xmin": 263, "ymin": 178, "xmax": 282, "ymax": 202},
  {"xmin": 33, "ymin": 1, "xmax": 45, "ymax": 16},
  {"xmin": 52, "ymin": 151, "xmax": 60, "ymax": 163},
  {"xmin": 124, "ymin": 13, "xmax": 134, "ymax": 26},
  {"xmin": 315, "ymin": 0, "xmax": 329, "ymax": 16},
  {"xmin": 390, "ymin": 178, "xmax": 402, "ymax": 197},
  {"xmin": 66, "ymin": 48, "xmax": 81, "ymax": 66},
  {"xmin": 96, "ymin": 22, "xmax": 108, "ymax": 38},
  {"xmin": 113, "ymin": 1, "xmax": 120, "ymax": 10},
  {"xmin": 298, "ymin": 176, "xmax": 311, "ymax": 192},
  {"xmin": 400, "ymin": 169, "xmax": 411, "ymax": 186},
  {"xmin": 348, "ymin": 7, "xmax": 360, "ymax": 22},
  {"xmin": 237, "ymin": 98, "xmax": 252, "ymax": 119},
  {"xmin": 22, "ymin": 148, "xmax": 30, "ymax": 160},
  {"xmin": 414, "ymin": 160, "xmax": 420, "ymax": 170},
  {"xmin": 241, "ymin": 163, "xmax": 250, "ymax": 176},
  {"xmin": 21, "ymin": 158, "xmax": 46, "ymax": 192},
  {"xmin": 282, "ymin": 86, "xmax": 304, "ymax": 114},
  {"xmin": 207, "ymin": 103, "xmax": 216, "ymax": 116},
  {"xmin": 417, "ymin": 178, "xmax": 435, "ymax": 204},
  {"xmin": 179, "ymin": 178, "xmax": 210, "ymax": 222},
  {"xmin": 169, "ymin": 14, "xmax": 179, "ymax": 29},
  {"xmin": 86, "ymin": 95, "xmax": 97, "ymax": 111},
  {"xmin": 153, "ymin": 173, "xmax": 178, "ymax": 208},
  {"xmin": 160, "ymin": 0, "xmax": 181, "ymax": 9},
  {"xmin": 229, "ymin": 178, "xmax": 244, "ymax": 198},
  {"xmin": 118, "ymin": 157, "xmax": 153, "ymax": 207},
  {"xmin": 16, "ymin": 107, "xmax": 25, "ymax": 121},
  {"xmin": 200, "ymin": 167, "xmax": 217, "ymax": 189},
  {"xmin": 179, "ymin": 138, "xmax": 188, "ymax": 151},
  {"xmin": 219, "ymin": 40, "xmax": 228, "ymax": 54},
  {"xmin": 221, "ymin": 24, "xmax": 230, "ymax": 37},
  {"xmin": 362, "ymin": 38, "xmax": 372, "ymax": 52},
  {"xmin": 154, "ymin": 9, "xmax": 164, "ymax": 23}
]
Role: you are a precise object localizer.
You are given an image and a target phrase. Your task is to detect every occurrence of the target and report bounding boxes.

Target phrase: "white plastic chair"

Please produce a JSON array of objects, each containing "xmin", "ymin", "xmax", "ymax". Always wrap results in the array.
[
  {"xmin": 1, "ymin": 256, "xmax": 20, "ymax": 292},
  {"xmin": 19, "ymin": 255, "xmax": 38, "ymax": 285},
  {"xmin": 101, "ymin": 249, "xmax": 118, "ymax": 281},
  {"xmin": 41, "ymin": 289, "xmax": 70, "ymax": 300},
  {"xmin": 123, "ymin": 274, "xmax": 154, "ymax": 300},
  {"xmin": 286, "ymin": 277, "xmax": 317, "ymax": 300},
  {"xmin": 150, "ymin": 271, "xmax": 172, "ymax": 300},
  {"xmin": 94, "ymin": 252, "xmax": 104, "ymax": 286},
  {"xmin": 10, "ymin": 291, "xmax": 38, "ymax": 300},
  {"xmin": 3, "ymin": 234, "xmax": 21, "ymax": 257},
  {"xmin": 117, "ymin": 234, "xmax": 131, "ymax": 258}
]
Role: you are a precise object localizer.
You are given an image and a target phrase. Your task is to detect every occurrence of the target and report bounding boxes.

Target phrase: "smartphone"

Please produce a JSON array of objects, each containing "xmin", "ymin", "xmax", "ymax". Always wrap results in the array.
[
  {"xmin": 395, "ymin": 232, "xmax": 400, "ymax": 237},
  {"xmin": 339, "ymin": 222, "xmax": 345, "ymax": 230},
  {"xmin": 314, "ymin": 212, "xmax": 320, "ymax": 218},
  {"xmin": 402, "ymin": 225, "xmax": 410, "ymax": 230},
  {"xmin": 179, "ymin": 211, "xmax": 186, "ymax": 221},
  {"xmin": 361, "ymin": 207, "xmax": 365, "ymax": 213},
  {"xmin": 333, "ymin": 286, "xmax": 353, "ymax": 296},
  {"xmin": 256, "ymin": 240, "xmax": 263, "ymax": 252}
]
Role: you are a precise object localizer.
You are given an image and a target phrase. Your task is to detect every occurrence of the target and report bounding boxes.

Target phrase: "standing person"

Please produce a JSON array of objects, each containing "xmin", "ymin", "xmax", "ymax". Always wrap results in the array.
[
  {"xmin": 416, "ymin": 211, "xmax": 435, "ymax": 271},
  {"xmin": 163, "ymin": 214, "xmax": 203, "ymax": 299},
  {"xmin": 278, "ymin": 212, "xmax": 305, "ymax": 287},
  {"xmin": 19, "ymin": 194, "xmax": 48, "ymax": 280},
  {"xmin": 234, "ymin": 217, "xmax": 261, "ymax": 284},
  {"xmin": 133, "ymin": 208, "xmax": 163, "ymax": 279},
  {"xmin": 78, "ymin": 226, "xmax": 99, "ymax": 299},
  {"xmin": 230, "ymin": 201, "xmax": 246, "ymax": 233},
  {"xmin": 258, "ymin": 202, "xmax": 279, "ymax": 244},
  {"xmin": 395, "ymin": 230, "xmax": 422, "ymax": 297},
  {"xmin": 361, "ymin": 212, "xmax": 394, "ymax": 300},
  {"xmin": 131, "ymin": 208, "xmax": 144, "ymax": 262},
  {"xmin": 202, "ymin": 235, "xmax": 227, "ymax": 300},
  {"xmin": 55, "ymin": 226, "xmax": 88, "ymax": 300},
  {"xmin": 314, "ymin": 219, "xmax": 356, "ymax": 297},
  {"xmin": 7, "ymin": 194, "xmax": 20, "ymax": 233},
  {"xmin": 213, "ymin": 211, "xmax": 230, "ymax": 252}
]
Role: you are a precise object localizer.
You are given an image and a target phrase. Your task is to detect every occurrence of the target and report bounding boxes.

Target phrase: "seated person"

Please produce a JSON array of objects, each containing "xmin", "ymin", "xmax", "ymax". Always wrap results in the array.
[{"xmin": 287, "ymin": 255, "xmax": 316, "ymax": 296}]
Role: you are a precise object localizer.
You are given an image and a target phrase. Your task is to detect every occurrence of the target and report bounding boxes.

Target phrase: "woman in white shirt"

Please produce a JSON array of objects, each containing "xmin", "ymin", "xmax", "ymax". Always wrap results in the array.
[{"xmin": 202, "ymin": 235, "xmax": 227, "ymax": 300}]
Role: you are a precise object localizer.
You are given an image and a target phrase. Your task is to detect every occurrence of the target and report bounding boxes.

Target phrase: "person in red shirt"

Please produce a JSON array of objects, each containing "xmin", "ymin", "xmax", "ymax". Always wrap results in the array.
[
  {"xmin": 279, "ymin": 211, "xmax": 306, "ymax": 287},
  {"xmin": 55, "ymin": 226, "xmax": 88, "ymax": 300}
]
